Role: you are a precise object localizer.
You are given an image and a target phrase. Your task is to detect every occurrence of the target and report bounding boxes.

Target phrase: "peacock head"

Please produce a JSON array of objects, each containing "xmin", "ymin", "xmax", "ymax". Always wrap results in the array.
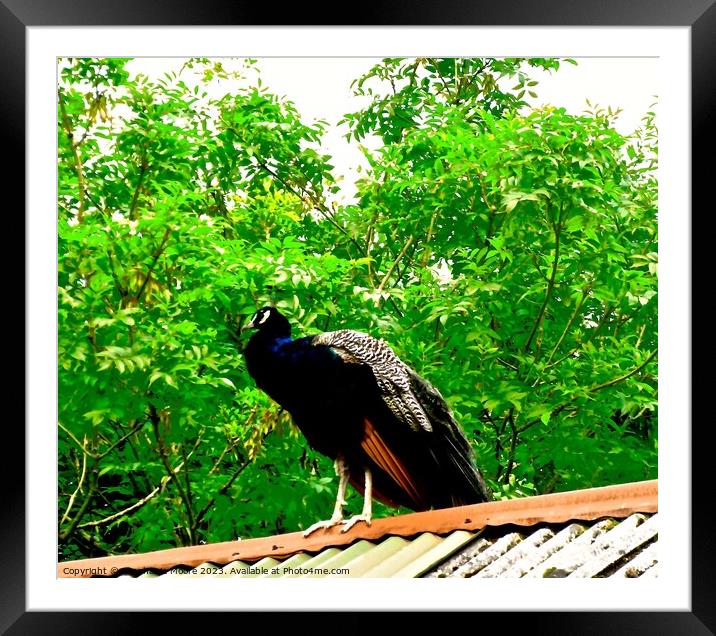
[{"xmin": 242, "ymin": 306, "xmax": 291, "ymax": 336}]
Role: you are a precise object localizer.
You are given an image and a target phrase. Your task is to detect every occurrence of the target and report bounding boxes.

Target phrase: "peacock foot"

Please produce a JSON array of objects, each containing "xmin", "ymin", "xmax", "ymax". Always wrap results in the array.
[
  {"xmin": 303, "ymin": 515, "xmax": 344, "ymax": 537},
  {"xmin": 340, "ymin": 513, "xmax": 372, "ymax": 533}
]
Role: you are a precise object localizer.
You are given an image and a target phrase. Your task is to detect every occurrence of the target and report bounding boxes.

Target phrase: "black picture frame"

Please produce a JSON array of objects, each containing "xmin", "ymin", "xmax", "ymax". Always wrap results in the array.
[{"xmin": 11, "ymin": 0, "xmax": 706, "ymax": 631}]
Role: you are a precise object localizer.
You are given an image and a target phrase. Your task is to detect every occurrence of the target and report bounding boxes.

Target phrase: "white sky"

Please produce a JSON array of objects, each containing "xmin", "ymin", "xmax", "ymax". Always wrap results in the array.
[{"xmin": 126, "ymin": 57, "xmax": 658, "ymax": 203}]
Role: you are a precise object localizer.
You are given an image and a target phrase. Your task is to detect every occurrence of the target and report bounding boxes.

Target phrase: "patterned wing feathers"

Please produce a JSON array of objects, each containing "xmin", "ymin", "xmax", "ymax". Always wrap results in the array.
[{"xmin": 312, "ymin": 330, "xmax": 433, "ymax": 432}]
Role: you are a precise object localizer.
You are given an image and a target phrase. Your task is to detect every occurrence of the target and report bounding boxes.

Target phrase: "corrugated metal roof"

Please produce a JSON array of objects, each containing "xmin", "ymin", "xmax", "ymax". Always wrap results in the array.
[
  {"xmin": 59, "ymin": 480, "xmax": 658, "ymax": 579},
  {"xmin": 120, "ymin": 530, "xmax": 475, "ymax": 579},
  {"xmin": 426, "ymin": 513, "xmax": 658, "ymax": 578},
  {"xmin": 115, "ymin": 514, "xmax": 657, "ymax": 579}
]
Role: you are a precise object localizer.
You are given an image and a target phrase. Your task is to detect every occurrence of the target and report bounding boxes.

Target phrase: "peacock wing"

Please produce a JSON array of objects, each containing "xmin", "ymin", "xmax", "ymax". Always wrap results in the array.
[
  {"xmin": 311, "ymin": 329, "xmax": 434, "ymax": 433},
  {"xmin": 312, "ymin": 329, "xmax": 491, "ymax": 506}
]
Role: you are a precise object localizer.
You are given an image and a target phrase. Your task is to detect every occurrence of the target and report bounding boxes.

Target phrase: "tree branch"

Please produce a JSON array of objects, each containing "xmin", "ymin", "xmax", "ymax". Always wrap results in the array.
[
  {"xmin": 420, "ymin": 209, "xmax": 441, "ymax": 268},
  {"xmin": 134, "ymin": 226, "xmax": 172, "ymax": 303},
  {"xmin": 193, "ymin": 457, "xmax": 252, "ymax": 532},
  {"xmin": 588, "ymin": 349, "xmax": 657, "ymax": 393},
  {"xmin": 544, "ymin": 284, "xmax": 591, "ymax": 367},
  {"xmin": 95, "ymin": 420, "xmax": 143, "ymax": 460},
  {"xmin": 376, "ymin": 236, "xmax": 414, "ymax": 296},
  {"xmin": 59, "ymin": 422, "xmax": 92, "ymax": 457},
  {"xmin": 209, "ymin": 410, "xmax": 258, "ymax": 475},
  {"xmin": 58, "ymin": 90, "xmax": 87, "ymax": 221},
  {"xmin": 635, "ymin": 322, "xmax": 648, "ymax": 350},
  {"xmin": 256, "ymin": 159, "xmax": 367, "ymax": 257},
  {"xmin": 486, "ymin": 418, "xmax": 503, "ymax": 476},
  {"xmin": 60, "ymin": 443, "xmax": 88, "ymax": 526},
  {"xmin": 523, "ymin": 217, "xmax": 561, "ymax": 354},
  {"xmin": 106, "ymin": 247, "xmax": 128, "ymax": 298},
  {"xmin": 59, "ymin": 464, "xmax": 98, "ymax": 542},
  {"xmin": 518, "ymin": 350, "xmax": 658, "ymax": 435},
  {"xmin": 192, "ymin": 423, "xmax": 275, "ymax": 533},
  {"xmin": 475, "ymin": 170, "xmax": 498, "ymax": 218},
  {"xmin": 150, "ymin": 405, "xmax": 196, "ymax": 544},
  {"xmin": 502, "ymin": 412, "xmax": 519, "ymax": 484},
  {"xmin": 181, "ymin": 443, "xmax": 194, "ymax": 510},
  {"xmin": 364, "ymin": 210, "xmax": 380, "ymax": 287},
  {"xmin": 78, "ymin": 484, "xmax": 160, "ymax": 530},
  {"xmin": 77, "ymin": 449, "xmax": 196, "ymax": 530},
  {"xmin": 545, "ymin": 299, "xmax": 616, "ymax": 370},
  {"xmin": 128, "ymin": 163, "xmax": 148, "ymax": 220}
]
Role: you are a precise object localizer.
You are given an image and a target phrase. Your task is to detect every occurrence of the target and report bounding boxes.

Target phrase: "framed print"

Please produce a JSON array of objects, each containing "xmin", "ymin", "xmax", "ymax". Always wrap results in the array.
[{"xmin": 13, "ymin": 0, "xmax": 708, "ymax": 631}]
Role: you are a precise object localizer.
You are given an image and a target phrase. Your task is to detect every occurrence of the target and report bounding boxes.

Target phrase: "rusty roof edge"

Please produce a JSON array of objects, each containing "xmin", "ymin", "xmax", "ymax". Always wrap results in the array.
[{"xmin": 58, "ymin": 479, "xmax": 657, "ymax": 578}]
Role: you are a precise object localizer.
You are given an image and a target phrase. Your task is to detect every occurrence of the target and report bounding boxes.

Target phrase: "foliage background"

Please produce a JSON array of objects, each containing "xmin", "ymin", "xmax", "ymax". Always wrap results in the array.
[{"xmin": 58, "ymin": 57, "xmax": 658, "ymax": 560}]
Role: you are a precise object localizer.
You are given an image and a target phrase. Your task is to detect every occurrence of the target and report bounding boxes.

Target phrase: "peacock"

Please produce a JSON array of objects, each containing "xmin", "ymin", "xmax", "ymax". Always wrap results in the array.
[{"xmin": 242, "ymin": 306, "xmax": 492, "ymax": 535}]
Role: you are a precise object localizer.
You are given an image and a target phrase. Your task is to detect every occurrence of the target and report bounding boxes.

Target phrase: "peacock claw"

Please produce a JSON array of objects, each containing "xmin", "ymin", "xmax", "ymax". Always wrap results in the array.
[
  {"xmin": 340, "ymin": 514, "xmax": 372, "ymax": 533},
  {"xmin": 303, "ymin": 517, "xmax": 344, "ymax": 537}
]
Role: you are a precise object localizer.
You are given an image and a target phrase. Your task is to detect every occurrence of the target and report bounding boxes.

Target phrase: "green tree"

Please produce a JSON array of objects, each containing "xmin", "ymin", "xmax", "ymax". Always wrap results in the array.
[{"xmin": 58, "ymin": 57, "xmax": 657, "ymax": 560}]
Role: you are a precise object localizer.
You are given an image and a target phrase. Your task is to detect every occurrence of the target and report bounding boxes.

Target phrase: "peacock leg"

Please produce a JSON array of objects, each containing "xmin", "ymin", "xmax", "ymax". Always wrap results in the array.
[
  {"xmin": 303, "ymin": 456, "xmax": 349, "ymax": 536},
  {"xmin": 341, "ymin": 467, "xmax": 372, "ymax": 532}
]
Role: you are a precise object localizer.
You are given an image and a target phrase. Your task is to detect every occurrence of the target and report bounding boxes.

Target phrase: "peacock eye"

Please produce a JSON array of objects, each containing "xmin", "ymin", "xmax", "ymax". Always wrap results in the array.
[{"xmin": 258, "ymin": 310, "xmax": 271, "ymax": 325}]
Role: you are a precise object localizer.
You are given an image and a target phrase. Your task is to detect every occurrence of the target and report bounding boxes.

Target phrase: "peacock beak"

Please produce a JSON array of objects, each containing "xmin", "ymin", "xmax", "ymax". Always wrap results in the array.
[{"xmin": 241, "ymin": 316, "xmax": 257, "ymax": 332}]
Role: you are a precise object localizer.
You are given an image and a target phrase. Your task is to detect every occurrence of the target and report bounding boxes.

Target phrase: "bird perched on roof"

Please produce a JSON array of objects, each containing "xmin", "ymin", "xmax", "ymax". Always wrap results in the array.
[{"xmin": 242, "ymin": 306, "xmax": 492, "ymax": 536}]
